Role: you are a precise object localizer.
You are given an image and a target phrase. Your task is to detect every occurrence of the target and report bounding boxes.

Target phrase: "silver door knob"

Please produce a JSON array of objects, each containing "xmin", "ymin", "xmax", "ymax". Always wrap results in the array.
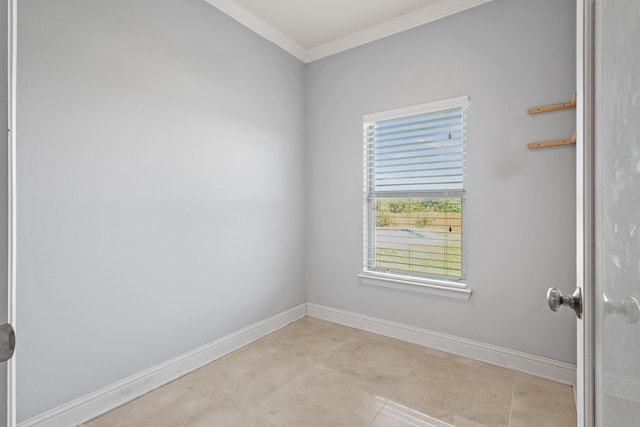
[{"xmin": 547, "ymin": 287, "xmax": 582, "ymax": 319}]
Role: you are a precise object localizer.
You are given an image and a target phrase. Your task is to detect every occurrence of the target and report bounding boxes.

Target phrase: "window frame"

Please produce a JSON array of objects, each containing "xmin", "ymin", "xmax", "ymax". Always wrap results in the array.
[{"xmin": 359, "ymin": 96, "xmax": 471, "ymax": 300}]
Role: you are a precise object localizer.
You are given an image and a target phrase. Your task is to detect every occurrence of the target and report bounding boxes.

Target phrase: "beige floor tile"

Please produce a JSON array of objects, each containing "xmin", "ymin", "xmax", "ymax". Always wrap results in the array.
[
  {"xmin": 318, "ymin": 332, "xmax": 427, "ymax": 397},
  {"xmin": 260, "ymin": 316, "xmax": 357, "ymax": 360},
  {"xmin": 390, "ymin": 352, "xmax": 458, "ymax": 420},
  {"xmin": 513, "ymin": 373, "xmax": 574, "ymax": 393},
  {"xmin": 210, "ymin": 341, "xmax": 315, "ymax": 407},
  {"xmin": 190, "ymin": 405, "xmax": 282, "ymax": 427},
  {"xmin": 353, "ymin": 329, "xmax": 436, "ymax": 354},
  {"xmin": 369, "ymin": 400, "xmax": 455, "ymax": 427},
  {"xmin": 228, "ymin": 406, "xmax": 283, "ymax": 427},
  {"xmin": 83, "ymin": 317, "xmax": 577, "ymax": 427},
  {"xmin": 392, "ymin": 356, "xmax": 515, "ymax": 427},
  {"xmin": 84, "ymin": 340, "xmax": 313, "ymax": 426},
  {"xmin": 509, "ymin": 372, "xmax": 576, "ymax": 427},
  {"xmin": 82, "ymin": 379, "xmax": 232, "ymax": 427},
  {"xmin": 258, "ymin": 365, "xmax": 385, "ymax": 426},
  {"xmin": 452, "ymin": 413, "xmax": 504, "ymax": 427},
  {"xmin": 447, "ymin": 360, "xmax": 516, "ymax": 426}
]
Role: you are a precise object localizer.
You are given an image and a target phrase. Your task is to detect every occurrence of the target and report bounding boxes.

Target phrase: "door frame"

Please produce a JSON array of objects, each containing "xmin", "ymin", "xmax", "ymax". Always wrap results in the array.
[
  {"xmin": 6, "ymin": 0, "xmax": 16, "ymax": 425},
  {"xmin": 576, "ymin": 0, "xmax": 595, "ymax": 425}
]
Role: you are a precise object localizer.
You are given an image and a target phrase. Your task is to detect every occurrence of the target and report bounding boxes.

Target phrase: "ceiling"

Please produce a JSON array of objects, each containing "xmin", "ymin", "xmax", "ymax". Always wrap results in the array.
[
  {"xmin": 205, "ymin": 0, "xmax": 494, "ymax": 63},
  {"xmin": 232, "ymin": 0, "xmax": 437, "ymax": 49}
]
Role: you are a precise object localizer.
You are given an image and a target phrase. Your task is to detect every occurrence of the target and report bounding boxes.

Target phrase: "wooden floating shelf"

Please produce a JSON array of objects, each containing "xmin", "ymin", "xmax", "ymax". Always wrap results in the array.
[
  {"xmin": 528, "ymin": 92, "xmax": 576, "ymax": 114},
  {"xmin": 528, "ymin": 132, "xmax": 576, "ymax": 149}
]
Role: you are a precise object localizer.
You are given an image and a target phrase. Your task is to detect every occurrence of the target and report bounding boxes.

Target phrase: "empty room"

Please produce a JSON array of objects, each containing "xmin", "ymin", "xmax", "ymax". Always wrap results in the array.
[{"xmin": 1, "ymin": 0, "xmax": 638, "ymax": 426}]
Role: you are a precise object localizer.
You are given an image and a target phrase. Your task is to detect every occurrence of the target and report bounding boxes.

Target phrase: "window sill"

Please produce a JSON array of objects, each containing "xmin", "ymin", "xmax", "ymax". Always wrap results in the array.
[{"xmin": 357, "ymin": 272, "xmax": 472, "ymax": 300}]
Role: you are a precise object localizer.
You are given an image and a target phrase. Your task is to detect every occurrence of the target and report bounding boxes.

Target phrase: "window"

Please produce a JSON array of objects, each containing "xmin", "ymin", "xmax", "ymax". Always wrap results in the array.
[{"xmin": 361, "ymin": 96, "xmax": 469, "ymax": 297}]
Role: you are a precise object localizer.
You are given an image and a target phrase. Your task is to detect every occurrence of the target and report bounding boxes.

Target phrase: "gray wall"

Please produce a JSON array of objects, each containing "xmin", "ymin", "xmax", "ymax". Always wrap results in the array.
[
  {"xmin": 305, "ymin": 0, "xmax": 577, "ymax": 363},
  {"xmin": 16, "ymin": 0, "xmax": 306, "ymax": 421}
]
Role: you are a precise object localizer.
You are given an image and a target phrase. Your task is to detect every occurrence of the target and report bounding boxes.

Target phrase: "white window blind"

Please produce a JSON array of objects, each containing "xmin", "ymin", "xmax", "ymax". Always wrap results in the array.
[{"xmin": 363, "ymin": 97, "xmax": 467, "ymax": 284}]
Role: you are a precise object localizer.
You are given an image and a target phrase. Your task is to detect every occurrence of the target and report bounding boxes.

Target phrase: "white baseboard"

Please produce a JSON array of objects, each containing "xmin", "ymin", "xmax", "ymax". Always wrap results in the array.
[
  {"xmin": 19, "ymin": 303, "xmax": 307, "ymax": 427},
  {"xmin": 21, "ymin": 301, "xmax": 576, "ymax": 426},
  {"xmin": 307, "ymin": 303, "xmax": 576, "ymax": 385}
]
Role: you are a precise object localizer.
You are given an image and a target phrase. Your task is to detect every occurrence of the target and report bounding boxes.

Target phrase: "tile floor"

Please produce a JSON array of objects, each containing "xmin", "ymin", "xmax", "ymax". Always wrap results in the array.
[{"xmin": 83, "ymin": 317, "xmax": 577, "ymax": 427}]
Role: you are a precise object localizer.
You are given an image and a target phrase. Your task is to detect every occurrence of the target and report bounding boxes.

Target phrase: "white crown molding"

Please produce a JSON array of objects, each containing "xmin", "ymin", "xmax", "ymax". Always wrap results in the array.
[
  {"xmin": 205, "ymin": 0, "xmax": 495, "ymax": 63},
  {"xmin": 204, "ymin": 0, "xmax": 307, "ymax": 61},
  {"xmin": 305, "ymin": 0, "xmax": 495, "ymax": 62}
]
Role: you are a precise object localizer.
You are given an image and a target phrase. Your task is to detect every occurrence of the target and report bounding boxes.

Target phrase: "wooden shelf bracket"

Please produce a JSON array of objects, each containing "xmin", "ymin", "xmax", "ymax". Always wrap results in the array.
[
  {"xmin": 528, "ymin": 131, "xmax": 576, "ymax": 149},
  {"xmin": 528, "ymin": 92, "xmax": 576, "ymax": 114}
]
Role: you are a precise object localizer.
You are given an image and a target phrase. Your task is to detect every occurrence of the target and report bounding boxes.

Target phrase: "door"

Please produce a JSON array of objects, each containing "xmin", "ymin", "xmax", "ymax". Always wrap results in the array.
[
  {"xmin": 1, "ymin": 0, "xmax": 17, "ymax": 425},
  {"xmin": 575, "ymin": 0, "xmax": 595, "ymax": 425},
  {"xmin": 593, "ymin": 0, "xmax": 640, "ymax": 425},
  {"xmin": 570, "ymin": 1, "xmax": 640, "ymax": 425}
]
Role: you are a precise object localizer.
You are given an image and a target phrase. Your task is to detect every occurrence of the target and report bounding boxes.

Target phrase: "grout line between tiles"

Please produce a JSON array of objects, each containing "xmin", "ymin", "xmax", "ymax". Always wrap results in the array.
[
  {"xmin": 251, "ymin": 319, "xmax": 363, "ymax": 421},
  {"xmin": 366, "ymin": 398, "xmax": 390, "ymax": 427},
  {"xmin": 508, "ymin": 373, "xmax": 518, "ymax": 427}
]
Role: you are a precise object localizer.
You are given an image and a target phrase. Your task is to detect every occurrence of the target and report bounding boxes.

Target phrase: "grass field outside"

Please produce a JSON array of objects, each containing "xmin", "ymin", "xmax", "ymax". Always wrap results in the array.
[
  {"xmin": 374, "ymin": 230, "xmax": 462, "ymax": 279},
  {"xmin": 372, "ymin": 197, "xmax": 463, "ymax": 280}
]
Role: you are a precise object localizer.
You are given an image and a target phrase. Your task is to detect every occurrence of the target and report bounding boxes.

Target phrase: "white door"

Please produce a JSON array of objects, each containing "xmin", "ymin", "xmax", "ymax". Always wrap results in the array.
[
  {"xmin": 592, "ymin": 0, "xmax": 640, "ymax": 425},
  {"xmin": 1, "ymin": 0, "xmax": 17, "ymax": 425},
  {"xmin": 573, "ymin": 0, "xmax": 595, "ymax": 424},
  {"xmin": 569, "ymin": 1, "xmax": 640, "ymax": 425}
]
